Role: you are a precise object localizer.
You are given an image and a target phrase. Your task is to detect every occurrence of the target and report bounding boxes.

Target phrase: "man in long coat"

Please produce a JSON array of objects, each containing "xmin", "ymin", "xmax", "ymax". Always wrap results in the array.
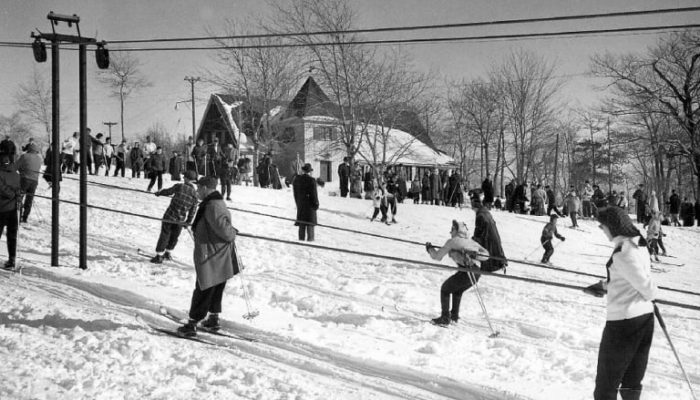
[
  {"xmin": 481, "ymin": 176, "xmax": 494, "ymax": 208},
  {"xmin": 337, "ymin": 157, "xmax": 351, "ymax": 197},
  {"xmin": 471, "ymin": 196, "xmax": 507, "ymax": 273},
  {"xmin": 293, "ymin": 163, "xmax": 319, "ymax": 241},
  {"xmin": 177, "ymin": 176, "xmax": 240, "ymax": 337}
]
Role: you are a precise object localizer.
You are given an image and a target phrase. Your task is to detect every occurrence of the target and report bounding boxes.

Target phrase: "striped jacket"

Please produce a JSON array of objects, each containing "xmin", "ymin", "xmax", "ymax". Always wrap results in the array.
[{"xmin": 159, "ymin": 182, "xmax": 198, "ymax": 224}]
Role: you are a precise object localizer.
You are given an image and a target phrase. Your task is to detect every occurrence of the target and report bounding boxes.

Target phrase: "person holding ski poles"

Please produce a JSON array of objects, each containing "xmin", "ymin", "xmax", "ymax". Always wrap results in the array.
[
  {"xmin": 177, "ymin": 176, "xmax": 241, "ymax": 337},
  {"xmin": 585, "ymin": 206, "xmax": 658, "ymax": 400},
  {"xmin": 150, "ymin": 170, "xmax": 199, "ymax": 264},
  {"xmin": 540, "ymin": 214, "xmax": 565, "ymax": 264},
  {"xmin": 425, "ymin": 220, "xmax": 489, "ymax": 326}
]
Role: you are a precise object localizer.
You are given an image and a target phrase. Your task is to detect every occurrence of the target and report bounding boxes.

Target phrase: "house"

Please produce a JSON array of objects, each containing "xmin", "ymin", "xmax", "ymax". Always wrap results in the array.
[{"xmin": 196, "ymin": 77, "xmax": 455, "ymax": 183}]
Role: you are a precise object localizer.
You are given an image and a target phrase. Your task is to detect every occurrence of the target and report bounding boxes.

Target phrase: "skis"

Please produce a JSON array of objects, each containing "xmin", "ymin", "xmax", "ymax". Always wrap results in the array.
[
  {"xmin": 158, "ymin": 306, "xmax": 259, "ymax": 342},
  {"xmin": 135, "ymin": 314, "xmax": 217, "ymax": 346},
  {"xmin": 1, "ymin": 264, "xmax": 23, "ymax": 275},
  {"xmin": 653, "ymin": 260, "xmax": 685, "ymax": 267}
]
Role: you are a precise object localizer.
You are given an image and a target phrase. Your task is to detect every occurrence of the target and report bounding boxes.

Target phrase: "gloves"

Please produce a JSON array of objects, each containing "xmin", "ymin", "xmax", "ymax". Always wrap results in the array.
[
  {"xmin": 583, "ymin": 280, "xmax": 607, "ymax": 297},
  {"xmin": 425, "ymin": 242, "xmax": 433, "ymax": 252}
]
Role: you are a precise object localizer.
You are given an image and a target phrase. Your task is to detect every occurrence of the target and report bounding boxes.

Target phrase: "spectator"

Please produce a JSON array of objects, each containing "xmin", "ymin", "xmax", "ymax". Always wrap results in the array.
[
  {"xmin": 146, "ymin": 147, "xmax": 167, "ymax": 192},
  {"xmin": 293, "ymin": 163, "xmax": 319, "ymax": 241},
  {"xmin": 113, "ymin": 139, "xmax": 128, "ymax": 177},
  {"xmin": 130, "ymin": 142, "xmax": 144, "ymax": 178},
  {"xmin": 15, "ymin": 142, "xmax": 43, "ymax": 223},
  {"xmin": 337, "ymin": 157, "xmax": 351, "ymax": 197},
  {"xmin": 103, "ymin": 137, "xmax": 114, "ymax": 176}
]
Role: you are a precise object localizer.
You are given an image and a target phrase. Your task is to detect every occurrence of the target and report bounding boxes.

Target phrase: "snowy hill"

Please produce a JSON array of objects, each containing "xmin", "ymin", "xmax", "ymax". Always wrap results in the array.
[{"xmin": 1, "ymin": 175, "xmax": 698, "ymax": 400}]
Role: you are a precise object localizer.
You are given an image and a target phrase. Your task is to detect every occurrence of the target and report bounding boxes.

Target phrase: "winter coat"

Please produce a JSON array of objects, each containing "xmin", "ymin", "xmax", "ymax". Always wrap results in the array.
[
  {"xmin": 421, "ymin": 175, "xmax": 431, "ymax": 201},
  {"xmin": 191, "ymin": 145, "xmax": 207, "ymax": 165},
  {"xmin": 564, "ymin": 193, "xmax": 580, "ymax": 214},
  {"xmin": 541, "ymin": 222, "xmax": 564, "ymax": 242},
  {"xmin": 43, "ymin": 147, "xmax": 62, "ymax": 184},
  {"xmin": 646, "ymin": 218, "xmax": 661, "ymax": 240},
  {"xmin": 130, "ymin": 148, "xmax": 144, "ymax": 168},
  {"xmin": 337, "ymin": 163, "xmax": 350, "ymax": 180},
  {"xmin": 148, "ymin": 153, "xmax": 167, "ymax": 172},
  {"xmin": 546, "ymin": 189, "xmax": 556, "ymax": 205},
  {"xmin": 0, "ymin": 166, "xmax": 21, "ymax": 213},
  {"xmin": 617, "ymin": 195, "xmax": 628, "ymax": 209},
  {"xmin": 0, "ymin": 139, "xmax": 17, "ymax": 162},
  {"xmin": 604, "ymin": 236, "xmax": 657, "ymax": 321},
  {"xmin": 410, "ymin": 179, "xmax": 421, "ymax": 194},
  {"xmin": 16, "ymin": 145, "xmax": 43, "ymax": 182},
  {"xmin": 430, "ymin": 173, "xmax": 442, "ymax": 201},
  {"xmin": 481, "ymin": 179, "xmax": 494, "ymax": 203},
  {"xmin": 371, "ymin": 188, "xmax": 383, "ymax": 208},
  {"xmin": 649, "ymin": 193, "xmax": 659, "ymax": 214},
  {"xmin": 293, "ymin": 173, "xmax": 319, "ymax": 226},
  {"xmin": 632, "ymin": 189, "xmax": 647, "ymax": 207},
  {"xmin": 472, "ymin": 206, "xmax": 507, "ymax": 272},
  {"xmin": 582, "ymin": 185, "xmax": 594, "ymax": 201},
  {"xmin": 158, "ymin": 181, "xmax": 198, "ymax": 224},
  {"xmin": 669, "ymin": 194, "xmax": 681, "ymax": 214},
  {"xmin": 192, "ymin": 191, "xmax": 240, "ymax": 290},
  {"xmin": 592, "ymin": 188, "xmax": 607, "ymax": 207},
  {"xmin": 169, "ymin": 155, "xmax": 183, "ymax": 180},
  {"xmin": 514, "ymin": 184, "xmax": 528, "ymax": 202}
]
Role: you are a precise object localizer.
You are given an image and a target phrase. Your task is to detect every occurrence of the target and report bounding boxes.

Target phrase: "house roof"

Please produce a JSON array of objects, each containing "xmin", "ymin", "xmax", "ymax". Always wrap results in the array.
[
  {"xmin": 357, "ymin": 124, "xmax": 455, "ymax": 167},
  {"xmin": 284, "ymin": 77, "xmax": 339, "ymax": 119}
]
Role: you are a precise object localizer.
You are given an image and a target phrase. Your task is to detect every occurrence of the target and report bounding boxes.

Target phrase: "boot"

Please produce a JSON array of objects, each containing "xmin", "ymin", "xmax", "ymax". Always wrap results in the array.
[
  {"xmin": 450, "ymin": 311, "xmax": 459, "ymax": 323},
  {"xmin": 3, "ymin": 258, "xmax": 15, "ymax": 270},
  {"xmin": 200, "ymin": 313, "xmax": 220, "ymax": 331},
  {"xmin": 176, "ymin": 319, "xmax": 198, "ymax": 337},
  {"xmin": 619, "ymin": 388, "xmax": 641, "ymax": 400},
  {"xmin": 162, "ymin": 251, "xmax": 172, "ymax": 261},
  {"xmin": 150, "ymin": 254, "xmax": 163, "ymax": 264},
  {"xmin": 431, "ymin": 312, "xmax": 451, "ymax": 326}
]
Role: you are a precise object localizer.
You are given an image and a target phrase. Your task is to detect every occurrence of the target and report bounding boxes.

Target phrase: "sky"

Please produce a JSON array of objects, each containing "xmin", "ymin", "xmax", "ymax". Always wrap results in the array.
[{"xmin": 1, "ymin": 0, "xmax": 699, "ymax": 144}]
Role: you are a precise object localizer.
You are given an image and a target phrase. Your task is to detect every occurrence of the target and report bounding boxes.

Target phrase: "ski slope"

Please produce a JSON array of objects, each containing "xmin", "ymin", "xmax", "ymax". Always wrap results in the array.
[{"xmin": 1, "ymin": 174, "xmax": 698, "ymax": 400}]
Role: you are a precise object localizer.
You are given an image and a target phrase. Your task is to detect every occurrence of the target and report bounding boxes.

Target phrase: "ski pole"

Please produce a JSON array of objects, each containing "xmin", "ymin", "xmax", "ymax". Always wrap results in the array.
[
  {"xmin": 467, "ymin": 270, "xmax": 499, "ymax": 338},
  {"xmin": 233, "ymin": 242, "xmax": 259, "ymax": 320},
  {"xmin": 654, "ymin": 304, "xmax": 697, "ymax": 400},
  {"xmin": 524, "ymin": 240, "xmax": 549, "ymax": 260}
]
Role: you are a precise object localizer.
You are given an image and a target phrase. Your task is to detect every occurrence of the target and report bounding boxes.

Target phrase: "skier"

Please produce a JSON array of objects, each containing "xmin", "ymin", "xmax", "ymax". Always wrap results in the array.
[
  {"xmin": 426, "ymin": 220, "xmax": 489, "ymax": 325},
  {"xmin": 645, "ymin": 211, "xmax": 661, "ymax": 262},
  {"xmin": 591, "ymin": 207, "xmax": 657, "ymax": 400},
  {"xmin": 667, "ymin": 189, "xmax": 681, "ymax": 227},
  {"xmin": 540, "ymin": 214, "xmax": 565, "ymax": 264},
  {"xmin": 471, "ymin": 196, "xmax": 507, "ymax": 272},
  {"xmin": 293, "ymin": 163, "xmax": 319, "ymax": 242},
  {"xmin": 176, "ymin": 176, "xmax": 241, "ymax": 337},
  {"xmin": 564, "ymin": 188, "xmax": 581, "ymax": 228},
  {"xmin": 150, "ymin": 170, "xmax": 199, "ymax": 264},
  {"xmin": 146, "ymin": 147, "xmax": 167, "ymax": 192},
  {"xmin": 15, "ymin": 142, "xmax": 43, "ymax": 223},
  {"xmin": 0, "ymin": 154, "xmax": 21, "ymax": 269},
  {"xmin": 545, "ymin": 185, "xmax": 563, "ymax": 216}
]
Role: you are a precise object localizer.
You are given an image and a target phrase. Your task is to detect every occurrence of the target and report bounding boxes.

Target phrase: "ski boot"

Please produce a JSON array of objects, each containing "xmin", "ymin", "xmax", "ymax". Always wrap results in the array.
[
  {"xmin": 3, "ymin": 258, "xmax": 16, "ymax": 270},
  {"xmin": 177, "ymin": 320, "xmax": 198, "ymax": 337},
  {"xmin": 431, "ymin": 312, "xmax": 451, "ymax": 326},
  {"xmin": 450, "ymin": 311, "xmax": 459, "ymax": 323},
  {"xmin": 201, "ymin": 313, "xmax": 220, "ymax": 331},
  {"xmin": 150, "ymin": 254, "xmax": 164, "ymax": 264},
  {"xmin": 162, "ymin": 251, "xmax": 173, "ymax": 261}
]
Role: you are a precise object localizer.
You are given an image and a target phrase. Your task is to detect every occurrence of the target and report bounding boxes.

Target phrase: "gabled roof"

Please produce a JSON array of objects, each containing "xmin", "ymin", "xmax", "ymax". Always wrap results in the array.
[{"xmin": 284, "ymin": 77, "xmax": 339, "ymax": 119}]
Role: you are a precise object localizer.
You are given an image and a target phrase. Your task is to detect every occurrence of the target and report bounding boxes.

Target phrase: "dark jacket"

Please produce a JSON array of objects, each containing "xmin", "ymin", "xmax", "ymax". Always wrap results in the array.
[
  {"xmin": 669, "ymin": 194, "xmax": 681, "ymax": 214},
  {"xmin": 421, "ymin": 174, "xmax": 431, "ymax": 201},
  {"xmin": 482, "ymin": 178, "xmax": 494, "ymax": 203},
  {"xmin": 169, "ymin": 155, "xmax": 183, "ymax": 180},
  {"xmin": 293, "ymin": 173, "xmax": 319, "ymax": 225},
  {"xmin": 192, "ymin": 191, "xmax": 240, "ymax": 290},
  {"xmin": 337, "ymin": 163, "xmax": 350, "ymax": 180},
  {"xmin": 0, "ymin": 165, "xmax": 21, "ymax": 213},
  {"xmin": 0, "ymin": 139, "xmax": 17, "ymax": 163},
  {"xmin": 148, "ymin": 153, "xmax": 167, "ymax": 172},
  {"xmin": 541, "ymin": 222, "xmax": 564, "ymax": 242},
  {"xmin": 191, "ymin": 145, "xmax": 207, "ymax": 164},
  {"xmin": 130, "ymin": 148, "xmax": 144, "ymax": 168},
  {"xmin": 472, "ymin": 206, "xmax": 507, "ymax": 272},
  {"xmin": 546, "ymin": 189, "xmax": 556, "ymax": 204}
]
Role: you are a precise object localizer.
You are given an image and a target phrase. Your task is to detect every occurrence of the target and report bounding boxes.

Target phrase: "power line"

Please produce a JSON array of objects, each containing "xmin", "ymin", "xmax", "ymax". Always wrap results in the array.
[
  {"xmin": 102, "ymin": 6, "xmax": 700, "ymax": 44},
  {"xmin": 103, "ymin": 24, "xmax": 700, "ymax": 52}
]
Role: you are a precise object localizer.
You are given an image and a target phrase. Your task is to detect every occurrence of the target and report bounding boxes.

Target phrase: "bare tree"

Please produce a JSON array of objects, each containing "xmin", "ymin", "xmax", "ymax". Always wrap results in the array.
[
  {"xmin": 97, "ymin": 52, "xmax": 152, "ymax": 141},
  {"xmin": 591, "ymin": 30, "xmax": 700, "ymax": 195},
  {"xmin": 0, "ymin": 112, "xmax": 33, "ymax": 145},
  {"xmin": 496, "ymin": 50, "xmax": 562, "ymax": 183},
  {"xmin": 14, "ymin": 68, "xmax": 53, "ymax": 145}
]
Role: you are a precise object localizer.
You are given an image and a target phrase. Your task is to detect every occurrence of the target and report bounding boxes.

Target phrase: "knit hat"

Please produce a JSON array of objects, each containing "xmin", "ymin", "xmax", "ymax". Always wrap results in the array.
[
  {"xmin": 197, "ymin": 176, "xmax": 218, "ymax": 189},
  {"xmin": 184, "ymin": 170, "xmax": 198, "ymax": 182},
  {"xmin": 451, "ymin": 220, "xmax": 469, "ymax": 238},
  {"xmin": 596, "ymin": 207, "xmax": 640, "ymax": 238}
]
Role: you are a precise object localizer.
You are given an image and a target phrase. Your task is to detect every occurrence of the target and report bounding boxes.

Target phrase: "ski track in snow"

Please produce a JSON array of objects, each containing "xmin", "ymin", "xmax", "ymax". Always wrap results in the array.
[{"xmin": 1, "ymin": 175, "xmax": 699, "ymax": 400}]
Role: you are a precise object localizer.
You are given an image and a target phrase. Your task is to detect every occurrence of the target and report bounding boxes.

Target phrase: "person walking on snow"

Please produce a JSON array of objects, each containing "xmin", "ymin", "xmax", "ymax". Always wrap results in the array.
[
  {"xmin": 426, "ymin": 220, "xmax": 489, "ymax": 325},
  {"xmin": 540, "ymin": 214, "xmax": 565, "ymax": 264},
  {"xmin": 0, "ymin": 154, "xmax": 21, "ymax": 269},
  {"xmin": 150, "ymin": 170, "xmax": 199, "ymax": 264},
  {"xmin": 177, "ymin": 176, "xmax": 241, "ymax": 337},
  {"xmin": 591, "ymin": 207, "xmax": 657, "ymax": 400}
]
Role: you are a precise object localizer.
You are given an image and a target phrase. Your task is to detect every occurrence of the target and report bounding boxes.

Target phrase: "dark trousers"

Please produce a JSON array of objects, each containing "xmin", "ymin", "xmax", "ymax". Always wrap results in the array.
[
  {"xmin": 594, "ymin": 313, "xmax": 654, "ymax": 400},
  {"xmin": 340, "ymin": 177, "xmax": 349, "ymax": 197},
  {"xmin": 547, "ymin": 204, "xmax": 562, "ymax": 216},
  {"xmin": 93, "ymin": 155, "xmax": 104, "ymax": 175},
  {"xmin": 132, "ymin": 165, "xmax": 142, "ymax": 178},
  {"xmin": 186, "ymin": 161, "xmax": 196, "ymax": 172},
  {"xmin": 114, "ymin": 157, "xmax": 125, "ymax": 177},
  {"xmin": 371, "ymin": 207, "xmax": 387, "ymax": 221},
  {"xmin": 155, "ymin": 222, "xmax": 183, "ymax": 253},
  {"xmin": 541, "ymin": 240, "xmax": 554, "ymax": 262},
  {"xmin": 440, "ymin": 271, "xmax": 480, "ymax": 318},
  {"xmin": 61, "ymin": 154, "xmax": 74, "ymax": 174},
  {"xmin": 220, "ymin": 178, "xmax": 232, "ymax": 199},
  {"xmin": 298, "ymin": 224, "xmax": 315, "ymax": 241},
  {"xmin": 647, "ymin": 239, "xmax": 659, "ymax": 257},
  {"xmin": 188, "ymin": 280, "xmax": 227, "ymax": 322},
  {"xmin": 20, "ymin": 178, "xmax": 38, "ymax": 221},
  {"xmin": 103, "ymin": 156, "xmax": 112, "ymax": 176},
  {"xmin": 657, "ymin": 236, "xmax": 666, "ymax": 254},
  {"xmin": 0, "ymin": 209, "xmax": 18, "ymax": 260},
  {"xmin": 569, "ymin": 211, "xmax": 578, "ymax": 227},
  {"xmin": 147, "ymin": 171, "xmax": 163, "ymax": 191}
]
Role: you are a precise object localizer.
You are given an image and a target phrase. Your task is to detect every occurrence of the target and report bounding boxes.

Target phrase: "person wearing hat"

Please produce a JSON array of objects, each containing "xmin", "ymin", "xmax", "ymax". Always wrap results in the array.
[
  {"xmin": 425, "ymin": 220, "xmax": 489, "ymax": 325},
  {"xmin": 589, "ymin": 207, "xmax": 657, "ymax": 400},
  {"xmin": 337, "ymin": 157, "xmax": 351, "ymax": 197},
  {"xmin": 471, "ymin": 196, "xmax": 507, "ymax": 272},
  {"xmin": 540, "ymin": 214, "xmax": 565, "ymax": 264},
  {"xmin": 293, "ymin": 163, "xmax": 319, "ymax": 241},
  {"xmin": 130, "ymin": 141, "xmax": 144, "ymax": 178},
  {"xmin": 150, "ymin": 170, "xmax": 199, "ymax": 264},
  {"xmin": 113, "ymin": 139, "xmax": 128, "ymax": 178},
  {"xmin": 146, "ymin": 147, "xmax": 167, "ymax": 192},
  {"xmin": 15, "ymin": 142, "xmax": 43, "ymax": 223},
  {"xmin": 0, "ymin": 154, "xmax": 21, "ymax": 269},
  {"xmin": 177, "ymin": 175, "xmax": 241, "ymax": 337}
]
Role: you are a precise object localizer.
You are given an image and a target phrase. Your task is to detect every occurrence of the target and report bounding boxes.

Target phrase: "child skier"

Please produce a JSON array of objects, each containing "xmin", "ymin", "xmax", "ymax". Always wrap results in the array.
[
  {"xmin": 541, "ymin": 214, "xmax": 566, "ymax": 264},
  {"xmin": 646, "ymin": 211, "xmax": 661, "ymax": 262},
  {"xmin": 369, "ymin": 182, "xmax": 387, "ymax": 223}
]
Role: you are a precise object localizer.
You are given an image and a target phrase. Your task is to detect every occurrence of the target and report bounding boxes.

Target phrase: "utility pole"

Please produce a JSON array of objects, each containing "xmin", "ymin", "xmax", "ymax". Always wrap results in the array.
[
  {"xmin": 184, "ymin": 76, "xmax": 200, "ymax": 140},
  {"xmin": 553, "ymin": 131, "xmax": 560, "ymax": 195},
  {"xmin": 607, "ymin": 118, "xmax": 612, "ymax": 193},
  {"xmin": 32, "ymin": 12, "xmax": 109, "ymax": 270},
  {"xmin": 103, "ymin": 121, "xmax": 117, "ymax": 142}
]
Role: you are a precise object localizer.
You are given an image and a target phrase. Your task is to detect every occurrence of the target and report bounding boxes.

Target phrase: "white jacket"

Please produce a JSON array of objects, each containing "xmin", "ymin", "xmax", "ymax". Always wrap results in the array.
[{"xmin": 603, "ymin": 236, "xmax": 657, "ymax": 321}]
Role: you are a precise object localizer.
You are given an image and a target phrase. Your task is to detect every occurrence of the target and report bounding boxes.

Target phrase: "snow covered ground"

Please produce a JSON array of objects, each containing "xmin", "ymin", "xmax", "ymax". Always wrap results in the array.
[{"xmin": 1, "ymin": 174, "xmax": 698, "ymax": 400}]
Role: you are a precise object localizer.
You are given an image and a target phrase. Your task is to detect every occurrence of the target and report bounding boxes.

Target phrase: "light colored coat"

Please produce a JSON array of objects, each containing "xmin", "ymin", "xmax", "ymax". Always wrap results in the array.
[{"xmin": 193, "ymin": 194, "xmax": 240, "ymax": 290}]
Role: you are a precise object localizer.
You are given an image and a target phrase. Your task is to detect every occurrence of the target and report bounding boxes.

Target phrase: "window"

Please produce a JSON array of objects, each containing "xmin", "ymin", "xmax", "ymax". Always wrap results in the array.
[
  {"xmin": 313, "ymin": 126, "xmax": 335, "ymax": 141},
  {"xmin": 279, "ymin": 127, "xmax": 296, "ymax": 143}
]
